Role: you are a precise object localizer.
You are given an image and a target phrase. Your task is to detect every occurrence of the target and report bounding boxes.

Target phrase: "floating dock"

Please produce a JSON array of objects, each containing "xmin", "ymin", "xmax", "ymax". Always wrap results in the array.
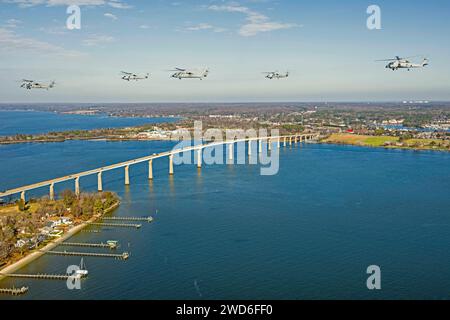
[
  {"xmin": 0, "ymin": 287, "xmax": 29, "ymax": 296},
  {"xmin": 88, "ymin": 222, "xmax": 142, "ymax": 229},
  {"xmin": 103, "ymin": 216, "xmax": 153, "ymax": 223},
  {"xmin": 60, "ymin": 241, "xmax": 118, "ymax": 249},
  {"xmin": 46, "ymin": 250, "xmax": 129, "ymax": 260}
]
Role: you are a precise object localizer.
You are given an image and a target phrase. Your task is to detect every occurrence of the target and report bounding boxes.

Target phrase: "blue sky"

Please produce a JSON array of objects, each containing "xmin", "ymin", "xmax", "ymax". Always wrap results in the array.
[{"xmin": 0, "ymin": 0, "xmax": 449, "ymax": 103}]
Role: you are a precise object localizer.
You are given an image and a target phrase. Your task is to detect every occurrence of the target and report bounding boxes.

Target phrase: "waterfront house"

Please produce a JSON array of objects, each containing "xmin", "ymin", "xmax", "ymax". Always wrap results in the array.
[
  {"xmin": 39, "ymin": 226, "xmax": 53, "ymax": 235},
  {"xmin": 49, "ymin": 218, "xmax": 72, "ymax": 228},
  {"xmin": 59, "ymin": 218, "xmax": 73, "ymax": 225},
  {"xmin": 15, "ymin": 239, "xmax": 27, "ymax": 248}
]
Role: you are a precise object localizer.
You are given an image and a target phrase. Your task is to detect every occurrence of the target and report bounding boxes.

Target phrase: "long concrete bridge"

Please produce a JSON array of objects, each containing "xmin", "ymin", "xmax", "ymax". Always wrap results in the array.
[{"xmin": 0, "ymin": 134, "xmax": 319, "ymax": 202}]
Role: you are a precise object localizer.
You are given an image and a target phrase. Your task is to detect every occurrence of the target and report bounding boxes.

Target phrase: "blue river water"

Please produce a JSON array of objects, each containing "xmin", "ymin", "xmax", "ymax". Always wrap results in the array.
[
  {"xmin": 0, "ymin": 110, "xmax": 177, "ymax": 136},
  {"xmin": 1, "ymin": 138, "xmax": 450, "ymax": 300}
]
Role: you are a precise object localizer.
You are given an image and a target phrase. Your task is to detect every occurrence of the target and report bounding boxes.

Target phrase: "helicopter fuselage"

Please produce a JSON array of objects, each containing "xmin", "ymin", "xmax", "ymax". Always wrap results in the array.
[
  {"xmin": 171, "ymin": 71, "xmax": 209, "ymax": 80},
  {"xmin": 386, "ymin": 59, "xmax": 428, "ymax": 71},
  {"xmin": 266, "ymin": 73, "xmax": 289, "ymax": 79}
]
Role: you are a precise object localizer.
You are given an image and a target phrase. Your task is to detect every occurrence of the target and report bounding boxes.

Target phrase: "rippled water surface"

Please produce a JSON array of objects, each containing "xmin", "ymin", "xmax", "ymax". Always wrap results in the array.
[{"xmin": 1, "ymin": 138, "xmax": 450, "ymax": 300}]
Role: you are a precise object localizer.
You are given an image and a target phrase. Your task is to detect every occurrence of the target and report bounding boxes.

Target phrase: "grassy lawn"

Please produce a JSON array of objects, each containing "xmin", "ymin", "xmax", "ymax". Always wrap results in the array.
[
  {"xmin": 322, "ymin": 134, "xmax": 450, "ymax": 151},
  {"xmin": 323, "ymin": 134, "xmax": 398, "ymax": 147},
  {"xmin": 0, "ymin": 203, "xmax": 39, "ymax": 217}
]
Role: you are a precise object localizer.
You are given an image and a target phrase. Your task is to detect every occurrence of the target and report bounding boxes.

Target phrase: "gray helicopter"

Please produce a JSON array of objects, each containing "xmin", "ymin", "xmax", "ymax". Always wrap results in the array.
[{"xmin": 376, "ymin": 56, "xmax": 429, "ymax": 71}]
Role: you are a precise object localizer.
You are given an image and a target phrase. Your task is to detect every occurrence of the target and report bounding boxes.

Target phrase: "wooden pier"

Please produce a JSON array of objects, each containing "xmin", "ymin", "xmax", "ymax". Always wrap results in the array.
[
  {"xmin": 46, "ymin": 250, "xmax": 129, "ymax": 260},
  {"xmin": 0, "ymin": 286, "xmax": 29, "ymax": 296},
  {"xmin": 60, "ymin": 242, "xmax": 118, "ymax": 249},
  {"xmin": 0, "ymin": 273, "xmax": 76, "ymax": 280},
  {"xmin": 103, "ymin": 216, "xmax": 153, "ymax": 223},
  {"xmin": 88, "ymin": 222, "xmax": 142, "ymax": 229}
]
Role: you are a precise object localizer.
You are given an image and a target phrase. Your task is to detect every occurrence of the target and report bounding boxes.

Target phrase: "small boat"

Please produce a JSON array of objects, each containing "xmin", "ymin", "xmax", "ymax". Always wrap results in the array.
[{"xmin": 75, "ymin": 258, "xmax": 88, "ymax": 277}]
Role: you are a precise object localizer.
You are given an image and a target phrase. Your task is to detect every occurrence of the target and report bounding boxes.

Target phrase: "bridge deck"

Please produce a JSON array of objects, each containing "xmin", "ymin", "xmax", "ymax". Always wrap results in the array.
[{"xmin": 0, "ymin": 134, "xmax": 318, "ymax": 198}]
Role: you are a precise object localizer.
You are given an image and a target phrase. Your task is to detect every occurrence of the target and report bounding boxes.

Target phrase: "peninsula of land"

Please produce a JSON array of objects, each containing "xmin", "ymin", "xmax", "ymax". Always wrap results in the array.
[{"xmin": 0, "ymin": 191, "xmax": 120, "ymax": 277}]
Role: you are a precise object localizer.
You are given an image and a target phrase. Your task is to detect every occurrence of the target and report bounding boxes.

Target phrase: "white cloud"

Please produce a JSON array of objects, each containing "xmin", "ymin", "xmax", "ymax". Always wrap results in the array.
[
  {"xmin": 0, "ymin": 27, "xmax": 82, "ymax": 56},
  {"xmin": 2, "ymin": 0, "xmax": 131, "ymax": 9},
  {"xmin": 82, "ymin": 34, "xmax": 115, "ymax": 46},
  {"xmin": 39, "ymin": 25, "xmax": 67, "ymax": 35},
  {"xmin": 239, "ymin": 21, "xmax": 297, "ymax": 37},
  {"xmin": 186, "ymin": 23, "xmax": 213, "ymax": 31},
  {"xmin": 107, "ymin": 0, "xmax": 132, "ymax": 9},
  {"xmin": 104, "ymin": 13, "xmax": 118, "ymax": 20},
  {"xmin": 4, "ymin": 19, "xmax": 22, "ymax": 28},
  {"xmin": 208, "ymin": 4, "xmax": 299, "ymax": 37},
  {"xmin": 184, "ymin": 23, "xmax": 227, "ymax": 33}
]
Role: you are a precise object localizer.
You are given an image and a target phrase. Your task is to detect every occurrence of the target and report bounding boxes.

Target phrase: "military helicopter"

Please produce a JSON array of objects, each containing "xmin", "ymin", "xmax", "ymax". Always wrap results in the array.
[
  {"xmin": 376, "ymin": 56, "xmax": 429, "ymax": 71},
  {"xmin": 263, "ymin": 71, "xmax": 289, "ymax": 79},
  {"xmin": 20, "ymin": 79, "xmax": 56, "ymax": 90},
  {"xmin": 169, "ymin": 67, "xmax": 209, "ymax": 80},
  {"xmin": 120, "ymin": 71, "xmax": 150, "ymax": 81}
]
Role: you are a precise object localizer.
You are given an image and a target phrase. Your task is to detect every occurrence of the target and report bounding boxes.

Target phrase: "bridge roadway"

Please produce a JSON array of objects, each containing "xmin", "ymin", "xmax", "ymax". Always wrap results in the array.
[{"xmin": 0, "ymin": 134, "xmax": 318, "ymax": 200}]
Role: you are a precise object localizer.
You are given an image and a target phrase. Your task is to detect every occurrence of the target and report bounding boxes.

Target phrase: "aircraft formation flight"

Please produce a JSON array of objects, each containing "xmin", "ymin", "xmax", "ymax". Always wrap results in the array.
[{"xmin": 19, "ymin": 56, "xmax": 430, "ymax": 90}]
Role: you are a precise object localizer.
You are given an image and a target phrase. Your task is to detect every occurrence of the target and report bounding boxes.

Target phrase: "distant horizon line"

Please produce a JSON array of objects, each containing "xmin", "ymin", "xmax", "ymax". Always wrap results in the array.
[{"xmin": 1, "ymin": 100, "xmax": 449, "ymax": 105}]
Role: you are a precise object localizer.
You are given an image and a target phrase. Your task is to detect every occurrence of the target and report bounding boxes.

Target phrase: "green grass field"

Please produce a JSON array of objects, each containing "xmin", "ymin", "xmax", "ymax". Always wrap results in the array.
[{"xmin": 322, "ymin": 134, "xmax": 450, "ymax": 151}]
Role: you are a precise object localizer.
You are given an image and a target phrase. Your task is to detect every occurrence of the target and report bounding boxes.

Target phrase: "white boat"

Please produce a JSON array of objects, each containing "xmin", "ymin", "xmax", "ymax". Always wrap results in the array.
[{"xmin": 75, "ymin": 258, "xmax": 89, "ymax": 277}]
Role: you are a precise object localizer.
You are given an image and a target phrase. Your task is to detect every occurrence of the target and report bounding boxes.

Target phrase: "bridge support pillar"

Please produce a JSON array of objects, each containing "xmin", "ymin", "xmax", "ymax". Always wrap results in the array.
[
  {"xmin": 284, "ymin": 137, "xmax": 287, "ymax": 147},
  {"xmin": 277, "ymin": 138, "xmax": 281, "ymax": 149},
  {"xmin": 258, "ymin": 139, "xmax": 262, "ymax": 153},
  {"xmin": 49, "ymin": 183, "xmax": 55, "ymax": 200},
  {"xmin": 228, "ymin": 143, "xmax": 234, "ymax": 162},
  {"xmin": 148, "ymin": 160, "xmax": 153, "ymax": 180},
  {"xmin": 98, "ymin": 172, "xmax": 103, "ymax": 192},
  {"xmin": 248, "ymin": 141, "xmax": 252, "ymax": 156},
  {"xmin": 289, "ymin": 137, "xmax": 292, "ymax": 146},
  {"xmin": 197, "ymin": 149, "xmax": 202, "ymax": 169},
  {"xmin": 20, "ymin": 191, "xmax": 26, "ymax": 203},
  {"xmin": 125, "ymin": 166, "xmax": 130, "ymax": 185},
  {"xmin": 169, "ymin": 155, "xmax": 174, "ymax": 175},
  {"xmin": 268, "ymin": 139, "xmax": 272, "ymax": 151},
  {"xmin": 75, "ymin": 177, "xmax": 80, "ymax": 197}
]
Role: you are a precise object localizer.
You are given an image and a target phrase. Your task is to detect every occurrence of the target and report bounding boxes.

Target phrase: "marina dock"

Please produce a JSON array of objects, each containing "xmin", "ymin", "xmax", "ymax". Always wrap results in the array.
[
  {"xmin": 60, "ymin": 241, "xmax": 118, "ymax": 249},
  {"xmin": 46, "ymin": 250, "xmax": 129, "ymax": 260},
  {"xmin": 81, "ymin": 229, "xmax": 102, "ymax": 233},
  {"xmin": 88, "ymin": 222, "xmax": 142, "ymax": 229},
  {"xmin": 0, "ymin": 273, "xmax": 76, "ymax": 280},
  {"xmin": 0, "ymin": 287, "xmax": 29, "ymax": 296},
  {"xmin": 103, "ymin": 216, "xmax": 153, "ymax": 223}
]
